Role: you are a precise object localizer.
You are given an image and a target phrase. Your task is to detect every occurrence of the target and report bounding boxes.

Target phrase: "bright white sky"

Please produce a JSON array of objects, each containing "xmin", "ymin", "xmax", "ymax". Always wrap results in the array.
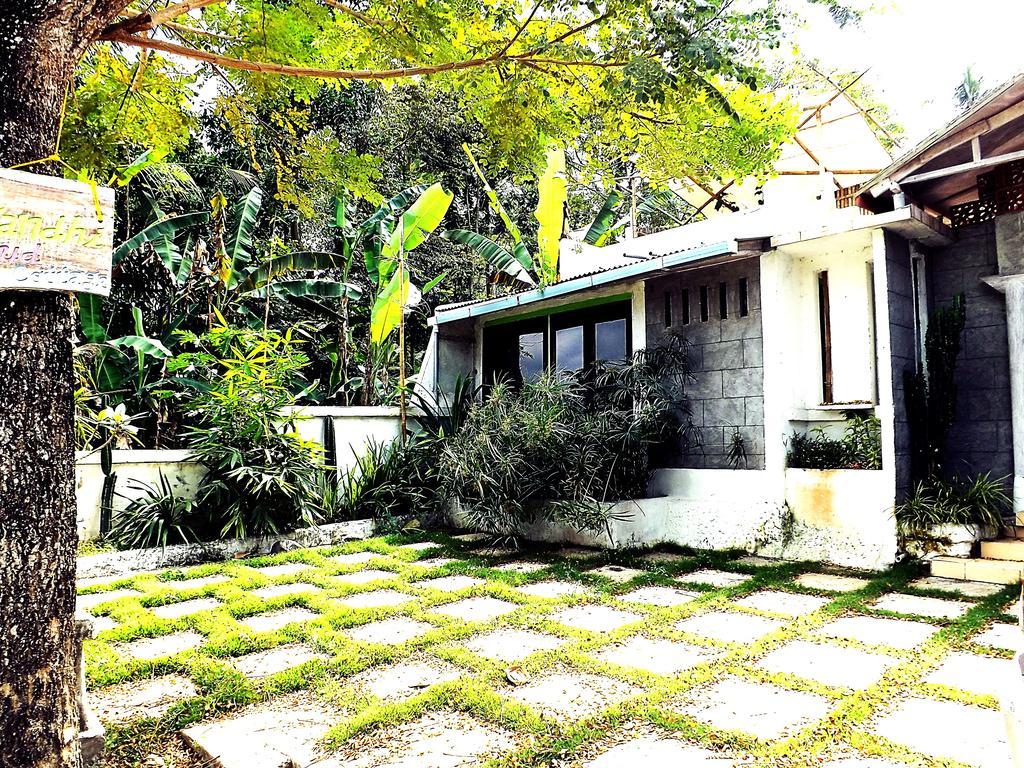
[{"xmin": 793, "ymin": 0, "xmax": 1024, "ymax": 146}]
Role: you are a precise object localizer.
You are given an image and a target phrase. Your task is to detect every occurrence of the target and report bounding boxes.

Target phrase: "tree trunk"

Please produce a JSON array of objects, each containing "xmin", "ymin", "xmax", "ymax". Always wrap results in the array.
[{"xmin": 0, "ymin": 3, "xmax": 128, "ymax": 766}]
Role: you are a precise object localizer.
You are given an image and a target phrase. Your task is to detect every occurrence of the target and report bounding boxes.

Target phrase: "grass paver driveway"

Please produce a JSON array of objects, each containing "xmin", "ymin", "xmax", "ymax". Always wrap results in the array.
[{"xmin": 78, "ymin": 532, "xmax": 1019, "ymax": 768}]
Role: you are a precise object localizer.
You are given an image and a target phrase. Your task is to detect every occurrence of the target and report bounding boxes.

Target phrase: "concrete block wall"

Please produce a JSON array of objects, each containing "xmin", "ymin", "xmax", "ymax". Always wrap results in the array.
[
  {"xmin": 928, "ymin": 221, "xmax": 1013, "ymax": 481},
  {"xmin": 646, "ymin": 258, "xmax": 765, "ymax": 469}
]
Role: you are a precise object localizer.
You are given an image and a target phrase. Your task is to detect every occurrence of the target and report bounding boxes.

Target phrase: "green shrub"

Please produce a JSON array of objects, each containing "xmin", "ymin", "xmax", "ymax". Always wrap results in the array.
[
  {"xmin": 786, "ymin": 413, "xmax": 882, "ymax": 470},
  {"xmin": 160, "ymin": 323, "xmax": 329, "ymax": 540},
  {"xmin": 333, "ymin": 439, "xmax": 439, "ymax": 526},
  {"xmin": 105, "ymin": 473, "xmax": 199, "ymax": 550},
  {"xmin": 436, "ymin": 335, "xmax": 694, "ymax": 536},
  {"xmin": 896, "ymin": 473, "xmax": 1010, "ymax": 537}
]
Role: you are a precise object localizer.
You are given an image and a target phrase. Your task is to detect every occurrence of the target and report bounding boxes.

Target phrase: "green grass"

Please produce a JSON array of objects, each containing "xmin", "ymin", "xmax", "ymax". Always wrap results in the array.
[{"xmin": 81, "ymin": 534, "xmax": 1018, "ymax": 768}]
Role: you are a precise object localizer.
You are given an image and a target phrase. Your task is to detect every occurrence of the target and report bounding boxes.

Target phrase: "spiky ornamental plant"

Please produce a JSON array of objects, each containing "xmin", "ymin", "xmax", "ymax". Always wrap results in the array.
[{"xmin": 904, "ymin": 294, "xmax": 967, "ymax": 482}]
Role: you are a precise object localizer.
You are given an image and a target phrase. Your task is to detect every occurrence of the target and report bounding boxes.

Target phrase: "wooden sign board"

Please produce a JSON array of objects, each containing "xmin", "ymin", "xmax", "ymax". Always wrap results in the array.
[{"xmin": 0, "ymin": 168, "xmax": 114, "ymax": 296}]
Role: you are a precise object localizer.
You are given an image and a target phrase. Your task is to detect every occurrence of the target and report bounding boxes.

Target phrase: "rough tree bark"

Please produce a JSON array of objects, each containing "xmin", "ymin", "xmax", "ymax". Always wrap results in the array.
[{"xmin": 0, "ymin": 3, "xmax": 129, "ymax": 767}]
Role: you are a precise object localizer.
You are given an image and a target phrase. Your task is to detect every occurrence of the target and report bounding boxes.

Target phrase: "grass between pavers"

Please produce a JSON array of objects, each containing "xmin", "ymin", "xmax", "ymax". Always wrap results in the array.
[{"xmin": 81, "ymin": 535, "xmax": 1017, "ymax": 768}]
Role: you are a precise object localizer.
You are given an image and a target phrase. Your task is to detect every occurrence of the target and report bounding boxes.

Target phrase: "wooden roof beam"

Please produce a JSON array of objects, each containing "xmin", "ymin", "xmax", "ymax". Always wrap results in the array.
[
  {"xmin": 885, "ymin": 99, "xmax": 1024, "ymax": 186},
  {"xmin": 901, "ymin": 147, "xmax": 1024, "ymax": 186}
]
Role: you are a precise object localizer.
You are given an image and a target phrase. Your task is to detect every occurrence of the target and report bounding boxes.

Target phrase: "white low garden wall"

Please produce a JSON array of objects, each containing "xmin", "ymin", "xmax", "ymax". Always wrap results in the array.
[
  {"xmin": 282, "ymin": 405, "xmax": 407, "ymax": 474},
  {"xmin": 450, "ymin": 466, "xmax": 900, "ymax": 569},
  {"xmin": 76, "ymin": 450, "xmax": 206, "ymax": 541},
  {"xmin": 76, "ymin": 406, "xmax": 403, "ymax": 541}
]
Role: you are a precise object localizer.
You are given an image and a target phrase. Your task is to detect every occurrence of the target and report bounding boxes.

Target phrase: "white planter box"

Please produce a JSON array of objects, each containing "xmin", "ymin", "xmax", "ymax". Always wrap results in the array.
[
  {"xmin": 449, "ymin": 465, "xmax": 899, "ymax": 569},
  {"xmin": 767, "ymin": 467, "xmax": 898, "ymax": 569},
  {"xmin": 903, "ymin": 523, "xmax": 999, "ymax": 559}
]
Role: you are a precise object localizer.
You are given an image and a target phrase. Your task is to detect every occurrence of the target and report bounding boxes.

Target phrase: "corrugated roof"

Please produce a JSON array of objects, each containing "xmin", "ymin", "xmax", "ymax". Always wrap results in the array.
[{"xmin": 434, "ymin": 240, "xmax": 738, "ymax": 324}]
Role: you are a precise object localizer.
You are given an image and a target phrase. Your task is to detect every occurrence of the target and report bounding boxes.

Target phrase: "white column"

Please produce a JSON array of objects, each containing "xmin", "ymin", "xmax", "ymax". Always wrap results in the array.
[
  {"xmin": 984, "ymin": 274, "xmax": 1024, "ymax": 521},
  {"xmin": 1007, "ymin": 278, "xmax": 1024, "ymax": 521}
]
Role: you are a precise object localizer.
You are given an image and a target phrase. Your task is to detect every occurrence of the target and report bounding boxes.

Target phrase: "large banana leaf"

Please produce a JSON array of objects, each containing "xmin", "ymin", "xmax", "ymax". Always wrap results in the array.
[
  {"xmin": 226, "ymin": 187, "xmax": 264, "ymax": 286},
  {"xmin": 175, "ymin": 234, "xmax": 196, "ymax": 286},
  {"xmin": 637, "ymin": 188, "xmax": 684, "ymax": 218},
  {"xmin": 362, "ymin": 220, "xmax": 389, "ymax": 287},
  {"xmin": 583, "ymin": 190, "xmax": 623, "ymax": 246},
  {"xmin": 77, "ymin": 294, "xmax": 107, "ymax": 343},
  {"xmin": 237, "ymin": 251, "xmax": 344, "ymax": 293},
  {"xmin": 112, "ymin": 211, "xmax": 209, "ymax": 264},
  {"xmin": 423, "ymin": 272, "xmax": 446, "ymax": 294},
  {"xmin": 370, "ymin": 269, "xmax": 414, "ymax": 344},
  {"xmin": 381, "ymin": 183, "xmax": 453, "ymax": 261},
  {"xmin": 534, "ymin": 144, "xmax": 567, "ymax": 284},
  {"xmin": 442, "ymin": 229, "xmax": 535, "ymax": 286},
  {"xmin": 111, "ymin": 148, "xmax": 169, "ymax": 187},
  {"xmin": 462, "ymin": 144, "xmax": 533, "ymax": 275},
  {"xmin": 245, "ymin": 279, "xmax": 362, "ymax": 300},
  {"xmin": 106, "ymin": 335, "xmax": 172, "ymax": 359},
  {"xmin": 358, "ymin": 185, "xmax": 430, "ymax": 236},
  {"xmin": 334, "ymin": 194, "xmax": 347, "ymax": 230}
]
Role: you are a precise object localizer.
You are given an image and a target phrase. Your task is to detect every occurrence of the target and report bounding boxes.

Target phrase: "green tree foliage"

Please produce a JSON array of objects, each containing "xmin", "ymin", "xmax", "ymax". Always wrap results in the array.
[{"xmin": 75, "ymin": 0, "xmax": 864, "ymax": 190}]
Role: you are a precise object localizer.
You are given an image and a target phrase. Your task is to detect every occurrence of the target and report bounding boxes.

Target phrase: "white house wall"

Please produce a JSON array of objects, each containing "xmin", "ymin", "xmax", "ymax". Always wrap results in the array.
[{"xmin": 773, "ymin": 231, "xmax": 879, "ymax": 412}]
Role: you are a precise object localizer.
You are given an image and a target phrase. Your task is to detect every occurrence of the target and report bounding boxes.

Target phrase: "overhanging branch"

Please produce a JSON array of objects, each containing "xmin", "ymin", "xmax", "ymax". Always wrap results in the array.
[{"xmin": 101, "ymin": 30, "xmax": 628, "ymax": 80}]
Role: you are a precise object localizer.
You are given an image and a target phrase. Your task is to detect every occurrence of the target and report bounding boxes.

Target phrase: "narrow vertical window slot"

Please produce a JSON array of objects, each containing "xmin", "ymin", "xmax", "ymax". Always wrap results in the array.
[
  {"xmin": 663, "ymin": 291, "xmax": 672, "ymax": 327},
  {"xmin": 818, "ymin": 271, "xmax": 833, "ymax": 404},
  {"xmin": 699, "ymin": 285, "xmax": 709, "ymax": 322},
  {"xmin": 718, "ymin": 282, "xmax": 728, "ymax": 319},
  {"xmin": 681, "ymin": 289, "xmax": 690, "ymax": 325},
  {"xmin": 739, "ymin": 277, "xmax": 749, "ymax": 317}
]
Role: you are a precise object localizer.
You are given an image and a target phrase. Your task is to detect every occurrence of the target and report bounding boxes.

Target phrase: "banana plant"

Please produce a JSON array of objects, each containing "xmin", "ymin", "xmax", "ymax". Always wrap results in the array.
[
  {"xmin": 443, "ymin": 142, "xmax": 567, "ymax": 288},
  {"xmin": 368, "ymin": 183, "xmax": 453, "ymax": 344}
]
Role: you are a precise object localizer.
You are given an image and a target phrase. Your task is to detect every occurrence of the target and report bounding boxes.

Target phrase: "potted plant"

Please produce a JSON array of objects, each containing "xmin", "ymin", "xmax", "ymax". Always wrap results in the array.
[{"xmin": 895, "ymin": 473, "xmax": 1010, "ymax": 558}]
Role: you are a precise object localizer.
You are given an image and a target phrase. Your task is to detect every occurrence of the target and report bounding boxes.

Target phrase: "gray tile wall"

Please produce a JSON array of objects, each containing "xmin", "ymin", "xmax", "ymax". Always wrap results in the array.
[
  {"xmin": 928, "ymin": 221, "xmax": 1013, "ymax": 482},
  {"xmin": 645, "ymin": 258, "xmax": 765, "ymax": 469}
]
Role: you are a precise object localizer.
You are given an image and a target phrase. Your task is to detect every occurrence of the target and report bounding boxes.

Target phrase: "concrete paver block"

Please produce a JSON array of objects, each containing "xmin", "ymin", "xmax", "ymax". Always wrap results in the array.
[
  {"xmin": 151, "ymin": 597, "xmax": 222, "ymax": 620},
  {"xmin": 230, "ymin": 643, "xmax": 327, "ymax": 678},
  {"xmin": 675, "ymin": 611, "xmax": 785, "ymax": 645},
  {"xmin": 873, "ymin": 697, "xmax": 1013, "ymax": 767},
  {"xmin": 870, "ymin": 592, "xmax": 970, "ymax": 619},
  {"xmin": 463, "ymin": 629, "xmax": 568, "ymax": 663},
  {"xmin": 734, "ymin": 590, "xmax": 829, "ymax": 617},
  {"xmin": 596, "ymin": 636, "xmax": 718, "ymax": 676},
  {"xmin": 505, "ymin": 671, "xmax": 640, "ymax": 720},
  {"xmin": 675, "ymin": 677, "xmax": 831, "ymax": 741},
  {"xmin": 816, "ymin": 616, "xmax": 939, "ymax": 650},
  {"xmin": 551, "ymin": 604, "xmax": 642, "ymax": 633},
  {"xmin": 343, "ymin": 617, "xmax": 433, "ymax": 645},
  {"xmin": 241, "ymin": 607, "xmax": 318, "ymax": 633},
  {"xmin": 756, "ymin": 639, "xmax": 898, "ymax": 690},
  {"xmin": 431, "ymin": 597, "xmax": 519, "ymax": 622}
]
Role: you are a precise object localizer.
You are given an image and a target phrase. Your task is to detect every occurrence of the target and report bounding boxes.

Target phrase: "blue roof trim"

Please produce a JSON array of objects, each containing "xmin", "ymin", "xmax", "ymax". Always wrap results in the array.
[{"xmin": 434, "ymin": 240, "xmax": 737, "ymax": 324}]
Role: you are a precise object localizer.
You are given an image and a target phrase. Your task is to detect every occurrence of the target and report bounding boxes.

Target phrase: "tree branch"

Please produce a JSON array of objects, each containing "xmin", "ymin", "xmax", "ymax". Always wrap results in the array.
[
  {"xmin": 320, "ymin": 0, "xmax": 389, "ymax": 30},
  {"xmin": 101, "ymin": 31, "xmax": 630, "ymax": 79},
  {"xmin": 103, "ymin": 0, "xmax": 226, "ymax": 38},
  {"xmin": 164, "ymin": 20, "xmax": 238, "ymax": 42},
  {"xmin": 103, "ymin": 31, "xmax": 504, "ymax": 78},
  {"xmin": 522, "ymin": 12, "xmax": 612, "ymax": 56},
  {"xmin": 498, "ymin": 0, "xmax": 544, "ymax": 57}
]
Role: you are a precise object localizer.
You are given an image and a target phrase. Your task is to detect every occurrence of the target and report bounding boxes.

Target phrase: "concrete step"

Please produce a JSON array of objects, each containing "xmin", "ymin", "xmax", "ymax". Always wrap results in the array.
[
  {"xmin": 930, "ymin": 555, "xmax": 1024, "ymax": 585},
  {"xmin": 982, "ymin": 538, "xmax": 1024, "ymax": 562}
]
